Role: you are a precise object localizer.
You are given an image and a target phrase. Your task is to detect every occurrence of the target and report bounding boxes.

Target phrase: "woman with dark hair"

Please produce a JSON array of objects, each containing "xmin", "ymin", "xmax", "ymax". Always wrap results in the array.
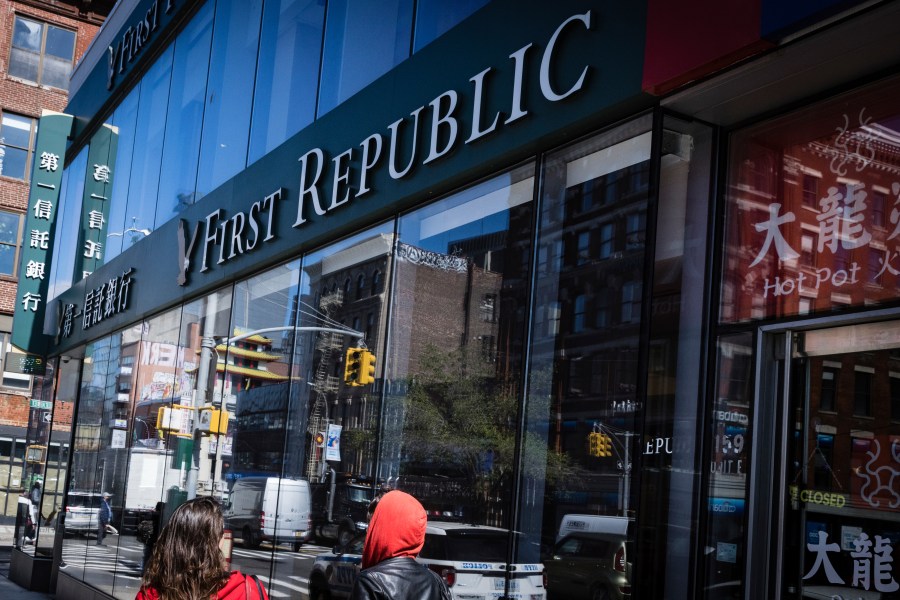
[{"xmin": 135, "ymin": 496, "xmax": 268, "ymax": 600}]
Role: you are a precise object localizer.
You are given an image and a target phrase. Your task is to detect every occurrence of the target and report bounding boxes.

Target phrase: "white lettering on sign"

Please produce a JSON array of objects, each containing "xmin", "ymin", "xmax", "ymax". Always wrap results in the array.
[
  {"xmin": 176, "ymin": 12, "xmax": 596, "ymax": 286},
  {"xmin": 804, "ymin": 530, "xmax": 898, "ymax": 594},
  {"xmin": 292, "ymin": 10, "xmax": 594, "ymax": 228},
  {"xmin": 177, "ymin": 188, "xmax": 281, "ymax": 285},
  {"xmin": 744, "ymin": 107, "xmax": 900, "ymax": 308}
]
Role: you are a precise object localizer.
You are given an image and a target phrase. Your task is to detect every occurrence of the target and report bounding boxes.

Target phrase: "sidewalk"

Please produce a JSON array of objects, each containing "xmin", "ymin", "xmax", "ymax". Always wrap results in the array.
[
  {"xmin": 0, "ymin": 565, "xmax": 56, "ymax": 599},
  {"xmin": 0, "ymin": 525, "xmax": 56, "ymax": 598}
]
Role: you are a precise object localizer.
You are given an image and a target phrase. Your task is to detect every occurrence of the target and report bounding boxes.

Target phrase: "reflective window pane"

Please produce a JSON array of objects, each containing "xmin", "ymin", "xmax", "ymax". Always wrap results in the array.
[
  {"xmin": 195, "ymin": 0, "xmax": 262, "ymax": 199},
  {"xmin": 412, "ymin": 0, "xmax": 488, "ymax": 52},
  {"xmin": 126, "ymin": 48, "xmax": 173, "ymax": 233},
  {"xmin": 223, "ymin": 262, "xmax": 305, "ymax": 594},
  {"xmin": 62, "ymin": 339, "xmax": 112, "ymax": 589},
  {"xmin": 155, "ymin": 2, "xmax": 214, "ymax": 223},
  {"xmin": 318, "ymin": 0, "xmax": 413, "ymax": 116},
  {"xmin": 45, "ymin": 25, "xmax": 75, "ymax": 60},
  {"xmin": 12, "ymin": 17, "xmax": 42, "ymax": 51},
  {"xmin": 49, "ymin": 147, "xmax": 87, "ymax": 295},
  {"xmin": 248, "ymin": 0, "xmax": 324, "ymax": 164},
  {"xmin": 104, "ymin": 86, "xmax": 141, "ymax": 259},
  {"xmin": 2, "ymin": 112, "xmax": 33, "ymax": 148},
  {"xmin": 7, "ymin": 47, "xmax": 38, "ymax": 84},
  {"xmin": 113, "ymin": 312, "xmax": 181, "ymax": 598},
  {"xmin": 15, "ymin": 359, "xmax": 56, "ymax": 555},
  {"xmin": 702, "ymin": 333, "xmax": 753, "ymax": 597},
  {"xmin": 518, "ymin": 119, "xmax": 652, "ymax": 600},
  {"xmin": 41, "ymin": 55, "xmax": 73, "ymax": 90},
  {"xmin": 383, "ymin": 166, "xmax": 534, "ymax": 591},
  {"xmin": 296, "ymin": 221, "xmax": 394, "ymax": 548},
  {"xmin": 637, "ymin": 116, "xmax": 714, "ymax": 598}
]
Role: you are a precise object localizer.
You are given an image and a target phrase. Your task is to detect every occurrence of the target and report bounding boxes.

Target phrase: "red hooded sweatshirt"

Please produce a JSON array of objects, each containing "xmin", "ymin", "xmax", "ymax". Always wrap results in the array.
[
  {"xmin": 361, "ymin": 490, "xmax": 427, "ymax": 569},
  {"xmin": 135, "ymin": 571, "xmax": 267, "ymax": 600}
]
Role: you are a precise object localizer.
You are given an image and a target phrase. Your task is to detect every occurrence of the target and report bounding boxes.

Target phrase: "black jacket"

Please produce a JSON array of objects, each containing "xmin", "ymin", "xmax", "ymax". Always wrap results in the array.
[{"xmin": 349, "ymin": 557, "xmax": 451, "ymax": 600}]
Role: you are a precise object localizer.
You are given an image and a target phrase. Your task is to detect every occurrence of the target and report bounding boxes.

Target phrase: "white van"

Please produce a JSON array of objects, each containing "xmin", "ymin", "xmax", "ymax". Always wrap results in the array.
[
  {"xmin": 556, "ymin": 514, "xmax": 632, "ymax": 541},
  {"xmin": 225, "ymin": 477, "xmax": 312, "ymax": 550}
]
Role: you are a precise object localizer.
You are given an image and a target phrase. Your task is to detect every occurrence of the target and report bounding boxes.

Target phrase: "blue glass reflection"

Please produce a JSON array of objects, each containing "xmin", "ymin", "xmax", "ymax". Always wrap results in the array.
[
  {"xmin": 155, "ymin": 2, "xmax": 213, "ymax": 225},
  {"xmin": 412, "ymin": 0, "xmax": 488, "ymax": 52},
  {"xmin": 248, "ymin": 0, "xmax": 324, "ymax": 164},
  {"xmin": 126, "ymin": 46, "xmax": 173, "ymax": 235},
  {"xmin": 48, "ymin": 148, "xmax": 87, "ymax": 296},
  {"xmin": 104, "ymin": 85, "xmax": 141, "ymax": 261},
  {"xmin": 196, "ymin": 0, "xmax": 263, "ymax": 200},
  {"xmin": 318, "ymin": 0, "xmax": 413, "ymax": 117}
]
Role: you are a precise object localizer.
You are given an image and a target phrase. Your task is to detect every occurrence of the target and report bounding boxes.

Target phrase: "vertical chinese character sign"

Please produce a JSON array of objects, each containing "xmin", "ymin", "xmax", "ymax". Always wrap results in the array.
[
  {"xmin": 73, "ymin": 123, "xmax": 118, "ymax": 281},
  {"xmin": 11, "ymin": 111, "xmax": 73, "ymax": 359}
]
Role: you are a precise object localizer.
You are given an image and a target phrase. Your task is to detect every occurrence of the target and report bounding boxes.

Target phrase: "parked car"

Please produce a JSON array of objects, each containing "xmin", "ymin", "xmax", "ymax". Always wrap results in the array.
[
  {"xmin": 418, "ymin": 521, "xmax": 546, "ymax": 599},
  {"xmin": 63, "ymin": 491, "xmax": 103, "ymax": 535},
  {"xmin": 543, "ymin": 532, "xmax": 632, "ymax": 600},
  {"xmin": 308, "ymin": 534, "xmax": 365, "ymax": 600},
  {"xmin": 309, "ymin": 522, "xmax": 548, "ymax": 600},
  {"xmin": 224, "ymin": 477, "xmax": 312, "ymax": 550},
  {"xmin": 556, "ymin": 514, "xmax": 633, "ymax": 542}
]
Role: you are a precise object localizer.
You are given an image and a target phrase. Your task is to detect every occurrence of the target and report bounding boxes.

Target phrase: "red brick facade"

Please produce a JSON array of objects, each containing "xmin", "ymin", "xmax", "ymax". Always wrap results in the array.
[{"xmin": 0, "ymin": 1, "xmax": 105, "ymax": 410}]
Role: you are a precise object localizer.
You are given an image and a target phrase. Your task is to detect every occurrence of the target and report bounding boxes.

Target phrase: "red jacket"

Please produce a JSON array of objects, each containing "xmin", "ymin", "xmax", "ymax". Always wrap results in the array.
[{"xmin": 135, "ymin": 571, "xmax": 268, "ymax": 600}]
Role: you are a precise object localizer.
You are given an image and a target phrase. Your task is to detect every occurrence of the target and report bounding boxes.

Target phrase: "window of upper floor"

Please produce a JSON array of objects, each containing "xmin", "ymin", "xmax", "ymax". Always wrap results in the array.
[
  {"xmin": 0, "ymin": 112, "xmax": 37, "ymax": 181},
  {"xmin": 9, "ymin": 15, "xmax": 76, "ymax": 90},
  {"xmin": 0, "ymin": 210, "xmax": 23, "ymax": 278}
]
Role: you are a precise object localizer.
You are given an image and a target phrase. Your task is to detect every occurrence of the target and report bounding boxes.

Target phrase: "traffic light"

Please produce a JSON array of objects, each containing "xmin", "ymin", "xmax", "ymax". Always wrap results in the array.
[
  {"xmin": 344, "ymin": 347, "xmax": 363, "ymax": 386},
  {"xmin": 588, "ymin": 432, "xmax": 614, "ymax": 457},
  {"xmin": 359, "ymin": 350, "xmax": 376, "ymax": 385},
  {"xmin": 597, "ymin": 433, "xmax": 613, "ymax": 457}
]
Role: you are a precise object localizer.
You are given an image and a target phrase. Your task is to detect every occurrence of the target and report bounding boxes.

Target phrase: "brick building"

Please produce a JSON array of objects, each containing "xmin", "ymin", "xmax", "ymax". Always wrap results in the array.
[{"xmin": 0, "ymin": 0, "xmax": 109, "ymax": 520}]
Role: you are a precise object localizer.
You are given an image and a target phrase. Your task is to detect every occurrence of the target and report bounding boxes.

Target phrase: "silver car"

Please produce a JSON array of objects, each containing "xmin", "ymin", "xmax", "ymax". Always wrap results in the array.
[{"xmin": 63, "ymin": 492, "xmax": 103, "ymax": 535}]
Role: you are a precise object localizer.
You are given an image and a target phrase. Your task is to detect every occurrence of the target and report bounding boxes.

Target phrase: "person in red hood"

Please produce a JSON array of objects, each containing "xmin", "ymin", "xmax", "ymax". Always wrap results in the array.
[
  {"xmin": 135, "ymin": 496, "xmax": 268, "ymax": 600},
  {"xmin": 350, "ymin": 490, "xmax": 451, "ymax": 600}
]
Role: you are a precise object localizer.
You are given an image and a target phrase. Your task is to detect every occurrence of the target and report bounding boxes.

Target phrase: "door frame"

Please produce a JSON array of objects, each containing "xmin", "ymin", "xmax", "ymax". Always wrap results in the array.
[{"xmin": 744, "ymin": 306, "xmax": 900, "ymax": 600}]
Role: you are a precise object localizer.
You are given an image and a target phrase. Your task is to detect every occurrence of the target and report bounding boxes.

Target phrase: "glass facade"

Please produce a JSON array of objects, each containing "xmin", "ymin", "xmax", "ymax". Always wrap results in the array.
[
  {"xmin": 712, "ymin": 73, "xmax": 900, "ymax": 599},
  {"xmin": 49, "ymin": 110, "xmax": 723, "ymax": 598},
  {"xmin": 33, "ymin": 2, "xmax": 900, "ymax": 600},
  {"xmin": 48, "ymin": 0, "xmax": 491, "ymax": 286}
]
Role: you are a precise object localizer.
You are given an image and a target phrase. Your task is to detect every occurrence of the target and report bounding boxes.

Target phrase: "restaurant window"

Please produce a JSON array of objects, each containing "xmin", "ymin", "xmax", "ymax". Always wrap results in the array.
[
  {"xmin": 721, "ymin": 74, "xmax": 900, "ymax": 323},
  {"xmin": 0, "ymin": 112, "xmax": 37, "ymax": 180},
  {"xmin": 9, "ymin": 16, "xmax": 75, "ymax": 89}
]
